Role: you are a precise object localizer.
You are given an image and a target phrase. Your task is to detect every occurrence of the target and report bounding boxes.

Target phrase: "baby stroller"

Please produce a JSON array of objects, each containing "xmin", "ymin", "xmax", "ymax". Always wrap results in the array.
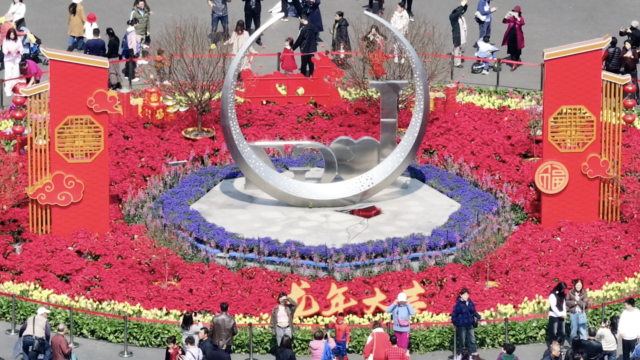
[{"xmin": 19, "ymin": 27, "xmax": 48, "ymax": 65}]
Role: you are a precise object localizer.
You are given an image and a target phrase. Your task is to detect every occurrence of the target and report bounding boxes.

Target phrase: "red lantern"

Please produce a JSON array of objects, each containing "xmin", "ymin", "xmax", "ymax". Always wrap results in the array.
[
  {"xmin": 623, "ymin": 99, "xmax": 637, "ymax": 109},
  {"xmin": 12, "ymin": 82, "xmax": 27, "ymax": 95},
  {"xmin": 623, "ymin": 113, "xmax": 637, "ymax": 124},
  {"xmin": 10, "ymin": 110, "xmax": 26, "ymax": 121},
  {"xmin": 624, "ymin": 83, "xmax": 638, "ymax": 94},
  {"xmin": 11, "ymin": 125, "xmax": 25, "ymax": 135},
  {"xmin": 12, "ymin": 96, "xmax": 26, "ymax": 107}
]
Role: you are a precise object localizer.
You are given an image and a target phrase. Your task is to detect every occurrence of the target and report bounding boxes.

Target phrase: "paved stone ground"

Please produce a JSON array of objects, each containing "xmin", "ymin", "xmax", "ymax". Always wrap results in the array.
[
  {"xmin": 0, "ymin": 321, "xmax": 549, "ymax": 360},
  {"xmin": 7, "ymin": 0, "xmax": 639, "ymax": 100}
]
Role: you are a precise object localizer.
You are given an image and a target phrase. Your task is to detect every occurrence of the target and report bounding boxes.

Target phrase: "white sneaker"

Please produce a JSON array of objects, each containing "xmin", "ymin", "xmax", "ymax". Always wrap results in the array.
[
  {"xmin": 282, "ymin": 17, "xmax": 289, "ymax": 22},
  {"xmin": 401, "ymin": 58, "xmax": 405, "ymax": 64},
  {"xmin": 394, "ymin": 56, "xmax": 399, "ymax": 63},
  {"xmin": 138, "ymin": 60, "xmax": 148, "ymax": 65},
  {"xmin": 481, "ymin": 70, "xmax": 489, "ymax": 75},
  {"xmin": 142, "ymin": 45, "xmax": 150, "ymax": 49},
  {"xmin": 132, "ymin": 78, "xmax": 140, "ymax": 82}
]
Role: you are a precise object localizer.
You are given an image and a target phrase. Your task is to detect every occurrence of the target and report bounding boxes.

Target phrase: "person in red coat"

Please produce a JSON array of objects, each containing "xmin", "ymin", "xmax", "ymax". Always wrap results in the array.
[
  {"xmin": 363, "ymin": 321, "xmax": 391, "ymax": 360},
  {"xmin": 501, "ymin": 5, "xmax": 525, "ymax": 71},
  {"xmin": 280, "ymin": 37, "xmax": 298, "ymax": 74},
  {"xmin": 51, "ymin": 324, "xmax": 72, "ymax": 360}
]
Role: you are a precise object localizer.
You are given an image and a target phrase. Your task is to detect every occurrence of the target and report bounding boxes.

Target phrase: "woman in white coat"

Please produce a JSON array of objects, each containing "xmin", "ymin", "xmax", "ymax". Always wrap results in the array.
[
  {"xmin": 8, "ymin": 0, "xmax": 25, "ymax": 29},
  {"xmin": 224, "ymin": 20, "xmax": 257, "ymax": 72},
  {"xmin": 3, "ymin": 28, "xmax": 23, "ymax": 96}
]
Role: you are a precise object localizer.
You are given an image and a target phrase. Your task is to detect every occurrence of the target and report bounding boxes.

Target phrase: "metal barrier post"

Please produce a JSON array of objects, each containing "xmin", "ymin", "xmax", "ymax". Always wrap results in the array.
[
  {"xmin": 540, "ymin": 63, "xmax": 545, "ymax": 91},
  {"xmin": 118, "ymin": 315, "xmax": 133, "ymax": 358},
  {"xmin": 386, "ymin": 321, "xmax": 391, "ymax": 335},
  {"xmin": 245, "ymin": 323, "xmax": 254, "ymax": 360},
  {"xmin": 277, "ymin": 52, "xmax": 281, "ymax": 72},
  {"xmin": 601, "ymin": 303, "xmax": 606, "ymax": 323},
  {"xmin": 504, "ymin": 318, "xmax": 509, "ymax": 343},
  {"xmin": 0, "ymin": 80, "xmax": 4, "ymax": 109},
  {"xmin": 69, "ymin": 306, "xmax": 79, "ymax": 348},
  {"xmin": 495, "ymin": 59, "xmax": 502, "ymax": 89},
  {"xmin": 5, "ymin": 295, "xmax": 18, "ymax": 335},
  {"xmin": 450, "ymin": 53, "xmax": 455, "ymax": 82},
  {"xmin": 452, "ymin": 326, "xmax": 457, "ymax": 359}
]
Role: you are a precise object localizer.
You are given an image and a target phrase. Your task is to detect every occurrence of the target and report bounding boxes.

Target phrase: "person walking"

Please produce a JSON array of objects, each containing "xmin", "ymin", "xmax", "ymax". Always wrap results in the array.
[
  {"xmin": 123, "ymin": 18, "xmax": 140, "ymax": 82},
  {"xmin": 210, "ymin": 302, "xmax": 238, "ymax": 353},
  {"xmin": 330, "ymin": 11, "xmax": 351, "ymax": 54},
  {"xmin": 363, "ymin": 321, "xmax": 391, "ymax": 360},
  {"xmin": 292, "ymin": 14, "xmax": 318, "ymax": 77},
  {"xmin": 181, "ymin": 313, "xmax": 204, "ymax": 348},
  {"xmin": 475, "ymin": 0, "xmax": 496, "ymax": 44},
  {"xmin": 386, "ymin": 292, "xmax": 415, "ymax": 351},
  {"xmin": 276, "ymin": 335, "xmax": 297, "ymax": 360},
  {"xmin": 198, "ymin": 328, "xmax": 216, "ymax": 360},
  {"xmin": 566, "ymin": 279, "xmax": 589, "ymax": 341},
  {"xmin": 184, "ymin": 336, "xmax": 204, "ymax": 360},
  {"xmin": 328, "ymin": 313, "xmax": 350, "ymax": 360},
  {"xmin": 83, "ymin": 12, "xmax": 98, "ymax": 45},
  {"xmin": 390, "ymin": 1, "xmax": 409, "ymax": 64},
  {"xmin": 622, "ymin": 40, "xmax": 639, "ymax": 100},
  {"xmin": 130, "ymin": 0, "xmax": 150, "ymax": 63},
  {"xmin": 619, "ymin": 21, "xmax": 640, "ymax": 49},
  {"xmin": 596, "ymin": 317, "xmax": 618, "ymax": 360},
  {"xmin": 106, "ymin": 27, "xmax": 123, "ymax": 90},
  {"xmin": 67, "ymin": 0, "xmax": 86, "ymax": 52},
  {"xmin": 84, "ymin": 28, "xmax": 106, "ymax": 56},
  {"xmin": 243, "ymin": 0, "xmax": 263, "ymax": 46},
  {"xmin": 281, "ymin": 0, "xmax": 303, "ymax": 22},
  {"xmin": 451, "ymin": 288, "xmax": 483, "ymax": 360},
  {"xmin": 548, "ymin": 282, "xmax": 568, "ymax": 347},
  {"xmin": 301, "ymin": 0, "xmax": 323, "ymax": 36},
  {"xmin": 383, "ymin": 335, "xmax": 410, "ymax": 360},
  {"xmin": 501, "ymin": 5, "xmax": 524, "ymax": 71},
  {"xmin": 280, "ymin": 37, "xmax": 298, "ymax": 74},
  {"xmin": 450, "ymin": 0, "xmax": 468, "ymax": 68},
  {"xmin": 604, "ymin": 37, "xmax": 622, "ymax": 74},
  {"xmin": 8, "ymin": 0, "xmax": 25, "ymax": 29},
  {"xmin": 270, "ymin": 293, "xmax": 299, "ymax": 347},
  {"xmin": 224, "ymin": 20, "xmax": 258, "ymax": 72},
  {"xmin": 208, "ymin": 0, "xmax": 229, "ymax": 44},
  {"xmin": 51, "ymin": 324, "xmax": 73, "ymax": 360},
  {"xmin": 3, "ymin": 28, "xmax": 22, "ymax": 96},
  {"xmin": 19, "ymin": 307, "xmax": 51, "ymax": 360},
  {"xmin": 619, "ymin": 298, "xmax": 640, "ymax": 360}
]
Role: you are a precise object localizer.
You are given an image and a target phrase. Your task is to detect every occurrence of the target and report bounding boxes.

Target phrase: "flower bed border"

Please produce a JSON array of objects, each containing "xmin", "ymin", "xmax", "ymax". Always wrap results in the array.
[{"xmin": 154, "ymin": 155, "xmax": 498, "ymax": 262}]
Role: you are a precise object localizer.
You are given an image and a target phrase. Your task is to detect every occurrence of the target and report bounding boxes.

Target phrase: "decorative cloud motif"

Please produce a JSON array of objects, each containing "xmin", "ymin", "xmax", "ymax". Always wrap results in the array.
[
  {"xmin": 28, "ymin": 172, "xmax": 85, "ymax": 206},
  {"xmin": 87, "ymin": 90, "xmax": 122, "ymax": 114},
  {"xmin": 581, "ymin": 154, "xmax": 614, "ymax": 179}
]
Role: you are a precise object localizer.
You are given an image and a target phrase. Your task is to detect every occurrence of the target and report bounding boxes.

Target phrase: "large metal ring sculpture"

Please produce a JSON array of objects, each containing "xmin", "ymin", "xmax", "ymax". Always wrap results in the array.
[{"xmin": 220, "ymin": 11, "xmax": 429, "ymax": 207}]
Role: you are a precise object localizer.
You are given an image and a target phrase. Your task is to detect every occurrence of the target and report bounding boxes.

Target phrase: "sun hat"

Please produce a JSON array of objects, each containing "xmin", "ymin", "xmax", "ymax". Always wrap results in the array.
[
  {"xmin": 87, "ymin": 13, "xmax": 97, "ymax": 23},
  {"xmin": 512, "ymin": 6, "xmax": 522, "ymax": 13},
  {"xmin": 632, "ymin": 20, "xmax": 640, "ymax": 28},
  {"xmin": 4, "ymin": 13, "xmax": 13, "ymax": 22},
  {"xmin": 37, "ymin": 307, "xmax": 50, "ymax": 316},
  {"xmin": 397, "ymin": 293, "xmax": 407, "ymax": 302}
]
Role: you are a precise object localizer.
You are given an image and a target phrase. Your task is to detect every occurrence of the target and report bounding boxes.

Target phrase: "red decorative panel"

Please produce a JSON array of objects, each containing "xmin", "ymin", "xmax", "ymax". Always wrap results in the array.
[
  {"xmin": 241, "ymin": 53, "xmax": 344, "ymax": 106},
  {"xmin": 27, "ymin": 172, "xmax": 84, "ymax": 206},
  {"xmin": 48, "ymin": 57, "xmax": 109, "ymax": 237},
  {"xmin": 540, "ymin": 49, "xmax": 603, "ymax": 227}
]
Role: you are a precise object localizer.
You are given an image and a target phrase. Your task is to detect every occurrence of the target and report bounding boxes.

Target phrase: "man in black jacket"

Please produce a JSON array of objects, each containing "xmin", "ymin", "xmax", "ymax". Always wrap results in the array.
[
  {"xmin": 581, "ymin": 328, "xmax": 603, "ymax": 360},
  {"xmin": 620, "ymin": 21, "xmax": 640, "ymax": 49},
  {"xmin": 292, "ymin": 14, "xmax": 318, "ymax": 77},
  {"xmin": 449, "ymin": 0, "xmax": 468, "ymax": 68},
  {"xmin": 199, "ymin": 328, "xmax": 217, "ymax": 360},
  {"xmin": 243, "ymin": 0, "xmax": 263, "ymax": 46}
]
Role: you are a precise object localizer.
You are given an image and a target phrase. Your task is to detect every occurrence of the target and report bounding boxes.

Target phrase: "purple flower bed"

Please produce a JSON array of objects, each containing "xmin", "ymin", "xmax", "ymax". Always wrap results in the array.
[{"xmin": 154, "ymin": 154, "xmax": 498, "ymax": 260}]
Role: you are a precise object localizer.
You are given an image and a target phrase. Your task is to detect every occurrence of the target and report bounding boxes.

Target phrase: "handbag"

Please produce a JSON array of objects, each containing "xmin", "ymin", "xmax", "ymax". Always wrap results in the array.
[
  {"xmin": 395, "ymin": 307, "xmax": 410, "ymax": 327},
  {"xmin": 474, "ymin": 11, "xmax": 487, "ymax": 22},
  {"xmin": 30, "ymin": 317, "xmax": 47, "ymax": 354},
  {"xmin": 578, "ymin": 312, "xmax": 588, "ymax": 325}
]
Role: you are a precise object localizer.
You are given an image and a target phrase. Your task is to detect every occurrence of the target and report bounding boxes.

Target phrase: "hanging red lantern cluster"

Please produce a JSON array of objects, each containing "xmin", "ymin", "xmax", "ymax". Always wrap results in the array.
[
  {"xmin": 10, "ymin": 95, "xmax": 27, "ymax": 136},
  {"xmin": 622, "ymin": 82, "xmax": 638, "ymax": 125}
]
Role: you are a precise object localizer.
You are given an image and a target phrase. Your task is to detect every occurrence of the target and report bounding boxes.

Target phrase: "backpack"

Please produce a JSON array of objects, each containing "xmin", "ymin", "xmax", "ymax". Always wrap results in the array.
[{"xmin": 121, "ymin": 32, "xmax": 129, "ymax": 59}]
